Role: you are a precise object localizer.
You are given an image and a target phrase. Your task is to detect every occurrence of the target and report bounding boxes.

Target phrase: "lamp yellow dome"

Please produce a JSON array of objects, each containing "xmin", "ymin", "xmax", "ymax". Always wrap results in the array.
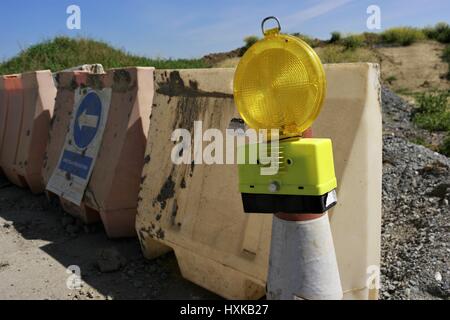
[{"xmin": 233, "ymin": 17, "xmax": 326, "ymax": 136}]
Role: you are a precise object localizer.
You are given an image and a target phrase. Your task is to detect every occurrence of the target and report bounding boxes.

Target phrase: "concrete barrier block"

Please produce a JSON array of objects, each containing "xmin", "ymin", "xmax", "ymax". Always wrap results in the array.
[
  {"xmin": 136, "ymin": 64, "xmax": 382, "ymax": 300},
  {"xmin": 43, "ymin": 72, "xmax": 89, "ymax": 187},
  {"xmin": 44, "ymin": 68, "xmax": 154, "ymax": 238},
  {"xmin": 136, "ymin": 68, "xmax": 270, "ymax": 299},
  {"xmin": 0, "ymin": 74, "xmax": 26, "ymax": 187},
  {"xmin": 0, "ymin": 77, "xmax": 9, "ymax": 174},
  {"xmin": 13, "ymin": 71, "xmax": 56, "ymax": 193},
  {"xmin": 313, "ymin": 63, "xmax": 383, "ymax": 300}
]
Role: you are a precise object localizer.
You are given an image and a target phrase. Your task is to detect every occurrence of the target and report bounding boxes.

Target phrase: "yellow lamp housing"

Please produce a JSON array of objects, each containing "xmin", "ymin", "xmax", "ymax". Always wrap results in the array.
[
  {"xmin": 238, "ymin": 138, "xmax": 337, "ymax": 213},
  {"xmin": 234, "ymin": 17, "xmax": 337, "ymax": 214}
]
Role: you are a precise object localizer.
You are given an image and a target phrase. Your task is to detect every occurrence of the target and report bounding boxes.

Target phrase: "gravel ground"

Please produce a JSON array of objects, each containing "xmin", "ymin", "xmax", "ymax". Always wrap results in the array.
[{"xmin": 381, "ymin": 87, "xmax": 449, "ymax": 300}]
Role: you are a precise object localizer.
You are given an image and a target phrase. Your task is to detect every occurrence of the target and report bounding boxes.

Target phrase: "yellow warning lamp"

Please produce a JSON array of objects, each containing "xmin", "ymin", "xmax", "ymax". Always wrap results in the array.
[
  {"xmin": 234, "ymin": 16, "xmax": 326, "ymax": 137},
  {"xmin": 234, "ymin": 17, "xmax": 337, "ymax": 213}
]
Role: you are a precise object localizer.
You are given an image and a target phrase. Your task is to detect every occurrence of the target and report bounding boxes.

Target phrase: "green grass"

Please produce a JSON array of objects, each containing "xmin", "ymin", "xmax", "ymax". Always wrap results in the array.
[
  {"xmin": 361, "ymin": 32, "xmax": 382, "ymax": 46},
  {"xmin": 440, "ymin": 135, "xmax": 450, "ymax": 157},
  {"xmin": 423, "ymin": 22, "xmax": 450, "ymax": 44},
  {"xmin": 381, "ymin": 27, "xmax": 425, "ymax": 46},
  {"xmin": 412, "ymin": 91, "xmax": 450, "ymax": 156},
  {"xmin": 410, "ymin": 136, "xmax": 433, "ymax": 149},
  {"xmin": 411, "ymin": 91, "xmax": 450, "ymax": 157},
  {"xmin": 329, "ymin": 31, "xmax": 341, "ymax": 44},
  {"xmin": 413, "ymin": 91, "xmax": 450, "ymax": 131},
  {"xmin": 443, "ymin": 45, "xmax": 450, "ymax": 63},
  {"xmin": 0, "ymin": 37, "xmax": 207, "ymax": 75},
  {"xmin": 291, "ymin": 33, "xmax": 322, "ymax": 48},
  {"xmin": 316, "ymin": 45, "xmax": 378, "ymax": 64},
  {"xmin": 442, "ymin": 45, "xmax": 450, "ymax": 80},
  {"xmin": 341, "ymin": 34, "xmax": 365, "ymax": 50},
  {"xmin": 242, "ymin": 35, "xmax": 259, "ymax": 54}
]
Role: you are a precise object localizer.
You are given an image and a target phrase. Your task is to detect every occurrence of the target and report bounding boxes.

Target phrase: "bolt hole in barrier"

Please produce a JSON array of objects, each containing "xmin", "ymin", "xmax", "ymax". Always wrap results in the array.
[
  {"xmin": 0, "ymin": 71, "xmax": 56, "ymax": 193},
  {"xmin": 43, "ymin": 67, "xmax": 154, "ymax": 238},
  {"xmin": 136, "ymin": 64, "xmax": 382, "ymax": 300}
]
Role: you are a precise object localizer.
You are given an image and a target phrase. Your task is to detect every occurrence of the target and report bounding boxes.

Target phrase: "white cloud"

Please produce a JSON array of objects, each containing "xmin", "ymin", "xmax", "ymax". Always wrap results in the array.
[{"xmin": 284, "ymin": 0, "xmax": 354, "ymax": 29}]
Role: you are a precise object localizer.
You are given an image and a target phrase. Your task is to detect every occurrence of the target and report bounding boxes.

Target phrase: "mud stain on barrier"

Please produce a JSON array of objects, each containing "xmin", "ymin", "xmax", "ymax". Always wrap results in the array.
[
  {"xmin": 170, "ymin": 200, "xmax": 178, "ymax": 226},
  {"xmin": 190, "ymin": 160, "xmax": 195, "ymax": 177},
  {"xmin": 138, "ymin": 230, "xmax": 148, "ymax": 250},
  {"xmin": 156, "ymin": 71, "xmax": 233, "ymax": 99},
  {"xmin": 156, "ymin": 173, "xmax": 175, "ymax": 210},
  {"xmin": 70, "ymin": 78, "xmax": 79, "ymax": 90},
  {"xmin": 87, "ymin": 74, "xmax": 104, "ymax": 90},
  {"xmin": 54, "ymin": 73, "xmax": 60, "ymax": 86},
  {"xmin": 155, "ymin": 228, "xmax": 165, "ymax": 240},
  {"xmin": 113, "ymin": 69, "xmax": 135, "ymax": 92},
  {"xmin": 49, "ymin": 115, "xmax": 56, "ymax": 128}
]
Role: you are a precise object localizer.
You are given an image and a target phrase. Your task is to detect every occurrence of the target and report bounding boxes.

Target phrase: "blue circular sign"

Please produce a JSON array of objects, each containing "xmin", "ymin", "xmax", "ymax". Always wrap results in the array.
[{"xmin": 74, "ymin": 92, "xmax": 102, "ymax": 149}]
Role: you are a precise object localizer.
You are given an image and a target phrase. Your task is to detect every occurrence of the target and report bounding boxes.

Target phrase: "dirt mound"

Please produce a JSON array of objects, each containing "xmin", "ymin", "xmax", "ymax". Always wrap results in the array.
[
  {"xmin": 377, "ymin": 41, "xmax": 449, "ymax": 93},
  {"xmin": 202, "ymin": 48, "xmax": 242, "ymax": 67}
]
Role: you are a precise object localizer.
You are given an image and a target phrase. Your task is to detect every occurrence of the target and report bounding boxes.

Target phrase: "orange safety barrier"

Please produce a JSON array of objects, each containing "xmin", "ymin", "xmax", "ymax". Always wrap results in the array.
[
  {"xmin": 43, "ymin": 67, "xmax": 154, "ymax": 238},
  {"xmin": 0, "ymin": 74, "xmax": 25, "ymax": 187},
  {"xmin": 16, "ymin": 71, "xmax": 56, "ymax": 193},
  {"xmin": 0, "ymin": 71, "xmax": 56, "ymax": 192},
  {"xmin": 0, "ymin": 76, "xmax": 9, "ymax": 175}
]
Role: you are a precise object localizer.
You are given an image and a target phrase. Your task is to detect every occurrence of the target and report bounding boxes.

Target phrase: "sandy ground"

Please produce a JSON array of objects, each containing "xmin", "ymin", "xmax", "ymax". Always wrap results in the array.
[
  {"xmin": 377, "ymin": 41, "xmax": 449, "ymax": 93},
  {"xmin": 0, "ymin": 175, "xmax": 219, "ymax": 300}
]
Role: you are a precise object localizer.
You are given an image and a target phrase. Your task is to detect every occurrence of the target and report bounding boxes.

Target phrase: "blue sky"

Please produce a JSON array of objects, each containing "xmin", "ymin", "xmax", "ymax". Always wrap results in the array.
[{"xmin": 0, "ymin": 0, "xmax": 449, "ymax": 61}]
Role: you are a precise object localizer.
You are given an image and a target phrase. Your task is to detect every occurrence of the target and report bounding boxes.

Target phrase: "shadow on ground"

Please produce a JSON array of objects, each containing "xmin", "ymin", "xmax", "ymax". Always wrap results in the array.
[{"xmin": 0, "ymin": 175, "xmax": 220, "ymax": 300}]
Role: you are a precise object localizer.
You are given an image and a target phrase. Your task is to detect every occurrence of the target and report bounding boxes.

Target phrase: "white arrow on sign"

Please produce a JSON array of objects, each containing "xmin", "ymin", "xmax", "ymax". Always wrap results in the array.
[{"xmin": 77, "ymin": 109, "xmax": 99, "ymax": 131}]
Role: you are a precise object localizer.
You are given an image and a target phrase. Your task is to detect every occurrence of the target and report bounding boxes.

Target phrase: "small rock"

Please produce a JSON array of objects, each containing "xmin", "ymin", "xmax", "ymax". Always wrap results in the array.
[
  {"xmin": 147, "ymin": 264, "xmax": 157, "ymax": 273},
  {"xmin": 75, "ymin": 219, "xmax": 84, "ymax": 227},
  {"xmin": 404, "ymin": 288, "xmax": 411, "ymax": 298},
  {"xmin": 61, "ymin": 216, "xmax": 75, "ymax": 227},
  {"xmin": 427, "ymin": 183, "xmax": 450, "ymax": 199},
  {"xmin": 435, "ymin": 272, "xmax": 442, "ymax": 282},
  {"xmin": 66, "ymin": 224, "xmax": 80, "ymax": 234},
  {"xmin": 96, "ymin": 248, "xmax": 127, "ymax": 273},
  {"xmin": 160, "ymin": 272, "xmax": 168, "ymax": 280}
]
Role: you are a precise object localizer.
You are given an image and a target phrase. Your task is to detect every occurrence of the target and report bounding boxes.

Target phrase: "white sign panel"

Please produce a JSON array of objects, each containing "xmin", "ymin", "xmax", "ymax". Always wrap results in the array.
[{"xmin": 46, "ymin": 88, "xmax": 112, "ymax": 205}]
